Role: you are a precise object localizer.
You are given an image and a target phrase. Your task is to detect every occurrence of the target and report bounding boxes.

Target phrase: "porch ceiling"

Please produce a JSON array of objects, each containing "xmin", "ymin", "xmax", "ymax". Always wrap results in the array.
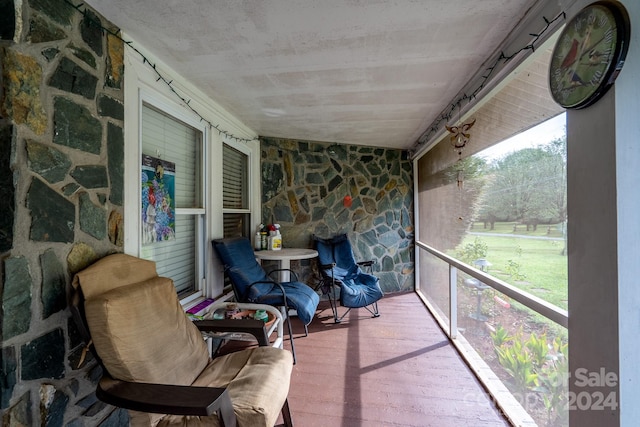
[{"xmin": 85, "ymin": 0, "xmax": 546, "ymax": 150}]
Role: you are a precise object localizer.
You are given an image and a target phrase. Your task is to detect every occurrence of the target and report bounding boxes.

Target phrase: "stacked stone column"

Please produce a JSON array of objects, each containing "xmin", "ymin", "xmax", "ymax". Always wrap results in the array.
[{"xmin": 1, "ymin": 1, "xmax": 126, "ymax": 425}]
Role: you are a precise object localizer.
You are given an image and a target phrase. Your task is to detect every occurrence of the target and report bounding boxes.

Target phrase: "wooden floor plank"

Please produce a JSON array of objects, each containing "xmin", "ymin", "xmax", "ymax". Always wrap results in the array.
[{"xmin": 278, "ymin": 291, "xmax": 511, "ymax": 427}]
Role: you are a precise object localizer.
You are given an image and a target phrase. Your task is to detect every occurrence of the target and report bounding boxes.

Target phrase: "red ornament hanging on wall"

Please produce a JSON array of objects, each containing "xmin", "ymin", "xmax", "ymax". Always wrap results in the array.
[{"xmin": 343, "ymin": 195, "xmax": 353, "ymax": 208}]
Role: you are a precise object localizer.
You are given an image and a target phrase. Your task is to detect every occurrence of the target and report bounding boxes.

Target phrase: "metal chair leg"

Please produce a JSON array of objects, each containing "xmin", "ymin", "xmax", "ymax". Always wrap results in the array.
[
  {"xmin": 281, "ymin": 398, "xmax": 294, "ymax": 427},
  {"xmin": 283, "ymin": 309, "xmax": 297, "ymax": 365},
  {"xmin": 329, "ymin": 283, "xmax": 340, "ymax": 323},
  {"xmin": 365, "ymin": 301, "xmax": 380, "ymax": 317}
]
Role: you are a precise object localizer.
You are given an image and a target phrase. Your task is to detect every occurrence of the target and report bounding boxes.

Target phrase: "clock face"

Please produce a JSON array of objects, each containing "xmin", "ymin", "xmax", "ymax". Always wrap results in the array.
[{"xmin": 549, "ymin": 1, "xmax": 630, "ymax": 109}]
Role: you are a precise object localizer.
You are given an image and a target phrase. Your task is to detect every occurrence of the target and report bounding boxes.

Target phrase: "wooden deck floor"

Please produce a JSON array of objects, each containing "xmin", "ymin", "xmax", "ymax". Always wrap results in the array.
[{"xmin": 280, "ymin": 291, "xmax": 511, "ymax": 427}]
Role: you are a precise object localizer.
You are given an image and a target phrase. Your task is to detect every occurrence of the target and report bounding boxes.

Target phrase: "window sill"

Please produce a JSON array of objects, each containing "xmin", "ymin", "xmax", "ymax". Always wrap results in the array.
[{"xmin": 182, "ymin": 292, "xmax": 234, "ymax": 316}]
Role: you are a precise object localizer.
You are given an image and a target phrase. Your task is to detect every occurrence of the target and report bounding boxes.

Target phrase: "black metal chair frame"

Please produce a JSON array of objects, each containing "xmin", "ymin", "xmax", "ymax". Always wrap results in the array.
[
  {"xmin": 318, "ymin": 259, "xmax": 381, "ymax": 323},
  {"xmin": 225, "ymin": 266, "xmax": 307, "ymax": 364}
]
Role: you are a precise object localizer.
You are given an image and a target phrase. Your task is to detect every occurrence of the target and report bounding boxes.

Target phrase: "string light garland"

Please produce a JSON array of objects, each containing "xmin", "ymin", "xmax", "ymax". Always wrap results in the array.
[
  {"xmin": 65, "ymin": 1, "xmax": 564, "ymax": 148},
  {"xmin": 63, "ymin": 0, "xmax": 258, "ymax": 144},
  {"xmin": 414, "ymin": 11, "xmax": 566, "ymax": 152}
]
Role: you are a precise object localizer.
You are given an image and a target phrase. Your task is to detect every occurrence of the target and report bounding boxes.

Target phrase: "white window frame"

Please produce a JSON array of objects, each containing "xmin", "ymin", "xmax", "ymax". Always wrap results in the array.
[{"xmin": 123, "ymin": 40, "xmax": 261, "ymax": 302}]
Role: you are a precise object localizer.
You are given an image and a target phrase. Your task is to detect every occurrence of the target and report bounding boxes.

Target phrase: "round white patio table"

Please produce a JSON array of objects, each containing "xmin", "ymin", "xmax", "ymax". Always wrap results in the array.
[{"xmin": 254, "ymin": 248, "xmax": 318, "ymax": 282}]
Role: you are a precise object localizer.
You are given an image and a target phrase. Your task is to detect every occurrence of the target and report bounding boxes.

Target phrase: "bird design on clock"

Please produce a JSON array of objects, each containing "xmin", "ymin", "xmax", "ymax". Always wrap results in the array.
[{"xmin": 549, "ymin": 1, "xmax": 630, "ymax": 109}]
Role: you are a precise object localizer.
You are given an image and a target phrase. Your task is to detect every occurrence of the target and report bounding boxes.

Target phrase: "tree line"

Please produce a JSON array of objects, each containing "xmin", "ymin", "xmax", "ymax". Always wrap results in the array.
[{"xmin": 472, "ymin": 137, "xmax": 567, "ymax": 232}]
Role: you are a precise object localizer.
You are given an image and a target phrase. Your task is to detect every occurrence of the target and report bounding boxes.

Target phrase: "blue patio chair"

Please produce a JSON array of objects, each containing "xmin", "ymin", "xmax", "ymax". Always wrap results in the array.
[
  {"xmin": 313, "ymin": 234, "xmax": 383, "ymax": 323},
  {"xmin": 212, "ymin": 237, "xmax": 320, "ymax": 364}
]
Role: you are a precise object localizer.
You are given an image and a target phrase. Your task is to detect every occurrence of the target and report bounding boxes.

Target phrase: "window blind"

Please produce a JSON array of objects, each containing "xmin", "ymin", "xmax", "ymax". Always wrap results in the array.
[
  {"xmin": 140, "ymin": 104, "xmax": 203, "ymax": 295},
  {"xmin": 139, "ymin": 216, "xmax": 197, "ymax": 295},
  {"xmin": 223, "ymin": 212, "xmax": 249, "ymax": 238},
  {"xmin": 223, "ymin": 144, "xmax": 250, "ymax": 238},
  {"xmin": 141, "ymin": 105, "xmax": 202, "ymax": 208},
  {"xmin": 222, "ymin": 144, "xmax": 248, "ymax": 209}
]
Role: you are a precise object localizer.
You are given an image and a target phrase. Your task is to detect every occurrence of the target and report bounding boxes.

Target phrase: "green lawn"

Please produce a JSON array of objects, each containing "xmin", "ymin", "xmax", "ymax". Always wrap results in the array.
[{"xmin": 457, "ymin": 232, "xmax": 568, "ymax": 310}]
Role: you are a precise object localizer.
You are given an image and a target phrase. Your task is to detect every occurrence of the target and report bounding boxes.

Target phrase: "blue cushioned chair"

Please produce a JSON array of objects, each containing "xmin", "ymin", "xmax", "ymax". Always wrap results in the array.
[
  {"xmin": 313, "ymin": 234, "xmax": 383, "ymax": 323},
  {"xmin": 212, "ymin": 237, "xmax": 320, "ymax": 364}
]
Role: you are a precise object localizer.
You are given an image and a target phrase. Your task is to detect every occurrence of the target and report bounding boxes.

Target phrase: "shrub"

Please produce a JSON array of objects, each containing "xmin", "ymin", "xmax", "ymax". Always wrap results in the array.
[
  {"xmin": 491, "ymin": 326, "xmax": 568, "ymax": 426},
  {"xmin": 456, "ymin": 237, "xmax": 488, "ymax": 265},
  {"xmin": 504, "ymin": 259, "xmax": 526, "ymax": 281}
]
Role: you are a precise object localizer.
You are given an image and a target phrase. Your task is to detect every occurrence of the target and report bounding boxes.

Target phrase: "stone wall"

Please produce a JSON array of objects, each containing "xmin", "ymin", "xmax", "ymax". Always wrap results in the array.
[
  {"xmin": 1, "ymin": 0, "xmax": 126, "ymax": 425},
  {"xmin": 261, "ymin": 137, "xmax": 414, "ymax": 292}
]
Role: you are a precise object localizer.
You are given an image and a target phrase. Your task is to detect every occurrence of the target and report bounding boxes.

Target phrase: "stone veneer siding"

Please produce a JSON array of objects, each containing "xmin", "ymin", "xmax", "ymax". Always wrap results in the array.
[
  {"xmin": 261, "ymin": 137, "xmax": 414, "ymax": 292},
  {"xmin": 1, "ymin": 1, "xmax": 127, "ymax": 425}
]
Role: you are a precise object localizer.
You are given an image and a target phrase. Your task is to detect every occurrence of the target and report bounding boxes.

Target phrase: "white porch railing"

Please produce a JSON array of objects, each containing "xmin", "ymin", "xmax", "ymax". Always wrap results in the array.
[
  {"xmin": 415, "ymin": 241, "xmax": 569, "ymax": 427},
  {"xmin": 416, "ymin": 241, "xmax": 568, "ymax": 328}
]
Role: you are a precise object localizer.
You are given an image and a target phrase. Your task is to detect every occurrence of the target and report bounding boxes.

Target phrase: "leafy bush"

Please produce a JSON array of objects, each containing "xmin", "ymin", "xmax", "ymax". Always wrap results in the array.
[
  {"xmin": 491, "ymin": 325, "xmax": 512, "ymax": 348},
  {"xmin": 537, "ymin": 337, "xmax": 569, "ymax": 426},
  {"xmin": 526, "ymin": 331, "xmax": 548, "ymax": 369},
  {"xmin": 504, "ymin": 259, "xmax": 527, "ymax": 281},
  {"xmin": 494, "ymin": 328, "xmax": 538, "ymax": 393},
  {"xmin": 491, "ymin": 327, "xmax": 568, "ymax": 426},
  {"xmin": 456, "ymin": 237, "xmax": 488, "ymax": 265}
]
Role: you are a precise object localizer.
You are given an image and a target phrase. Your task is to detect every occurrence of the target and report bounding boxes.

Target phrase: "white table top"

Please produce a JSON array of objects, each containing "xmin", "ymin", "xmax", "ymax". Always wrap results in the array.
[{"xmin": 254, "ymin": 248, "xmax": 318, "ymax": 261}]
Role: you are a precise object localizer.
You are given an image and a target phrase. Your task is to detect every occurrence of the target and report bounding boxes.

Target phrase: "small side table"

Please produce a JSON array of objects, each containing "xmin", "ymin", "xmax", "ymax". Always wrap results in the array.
[{"xmin": 201, "ymin": 302, "xmax": 284, "ymax": 350}]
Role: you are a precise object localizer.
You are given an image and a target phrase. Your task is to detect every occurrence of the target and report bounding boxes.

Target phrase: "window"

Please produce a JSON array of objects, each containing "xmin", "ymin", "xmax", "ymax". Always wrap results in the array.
[
  {"xmin": 222, "ymin": 143, "xmax": 251, "ymax": 238},
  {"xmin": 139, "ymin": 103, "xmax": 206, "ymax": 298},
  {"xmin": 123, "ymin": 47, "xmax": 262, "ymax": 302}
]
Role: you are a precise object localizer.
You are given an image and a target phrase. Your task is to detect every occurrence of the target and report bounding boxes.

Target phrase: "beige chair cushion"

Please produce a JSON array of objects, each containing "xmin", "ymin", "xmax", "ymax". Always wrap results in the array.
[
  {"xmin": 149, "ymin": 347, "xmax": 293, "ymax": 427},
  {"xmin": 72, "ymin": 253, "xmax": 158, "ymax": 299},
  {"xmin": 194, "ymin": 347, "xmax": 293, "ymax": 427},
  {"xmin": 85, "ymin": 276, "xmax": 210, "ymax": 386}
]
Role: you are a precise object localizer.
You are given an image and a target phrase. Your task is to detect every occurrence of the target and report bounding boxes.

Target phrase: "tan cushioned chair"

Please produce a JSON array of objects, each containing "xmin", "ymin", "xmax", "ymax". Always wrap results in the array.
[{"xmin": 72, "ymin": 254, "xmax": 293, "ymax": 427}]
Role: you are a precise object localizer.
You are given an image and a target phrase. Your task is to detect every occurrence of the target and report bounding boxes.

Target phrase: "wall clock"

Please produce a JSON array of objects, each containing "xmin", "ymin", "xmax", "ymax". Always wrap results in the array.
[{"xmin": 549, "ymin": 1, "xmax": 631, "ymax": 109}]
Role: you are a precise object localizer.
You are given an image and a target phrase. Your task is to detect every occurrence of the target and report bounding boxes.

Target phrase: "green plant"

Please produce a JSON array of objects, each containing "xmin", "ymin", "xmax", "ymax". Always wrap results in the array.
[
  {"xmin": 515, "ymin": 244, "xmax": 523, "ymax": 257},
  {"xmin": 526, "ymin": 331, "xmax": 548, "ymax": 370},
  {"xmin": 504, "ymin": 259, "xmax": 527, "ymax": 281},
  {"xmin": 490, "ymin": 325, "xmax": 512, "ymax": 348},
  {"xmin": 456, "ymin": 237, "xmax": 488, "ymax": 265},
  {"xmin": 492, "ymin": 327, "xmax": 569, "ymax": 426},
  {"xmin": 537, "ymin": 336, "xmax": 569, "ymax": 426},
  {"xmin": 495, "ymin": 328, "xmax": 538, "ymax": 393}
]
